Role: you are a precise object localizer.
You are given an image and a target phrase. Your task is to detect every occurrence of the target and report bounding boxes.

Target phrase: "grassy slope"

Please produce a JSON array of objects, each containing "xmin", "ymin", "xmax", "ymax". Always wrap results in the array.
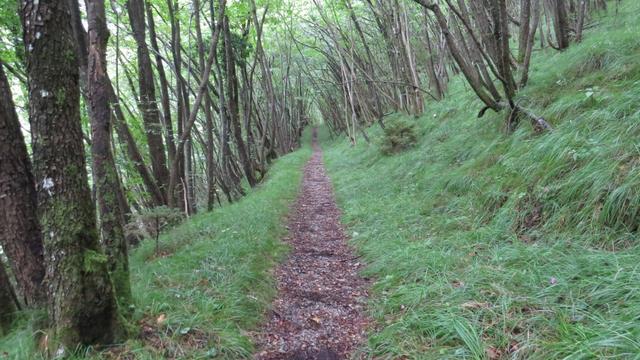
[
  {"xmin": 324, "ymin": 3, "xmax": 640, "ymax": 359},
  {"xmin": 0, "ymin": 142, "xmax": 311, "ymax": 359}
]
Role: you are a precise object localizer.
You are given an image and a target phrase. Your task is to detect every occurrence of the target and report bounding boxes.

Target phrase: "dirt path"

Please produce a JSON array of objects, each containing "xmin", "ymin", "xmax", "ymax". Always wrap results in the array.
[{"xmin": 255, "ymin": 131, "xmax": 369, "ymax": 360}]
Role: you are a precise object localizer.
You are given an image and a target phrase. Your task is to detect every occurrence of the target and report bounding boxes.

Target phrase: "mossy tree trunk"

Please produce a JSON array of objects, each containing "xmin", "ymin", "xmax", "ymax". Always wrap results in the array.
[
  {"xmin": 87, "ymin": 0, "xmax": 132, "ymax": 308},
  {"xmin": 20, "ymin": 0, "xmax": 119, "ymax": 350},
  {"xmin": 0, "ymin": 62, "xmax": 46, "ymax": 308}
]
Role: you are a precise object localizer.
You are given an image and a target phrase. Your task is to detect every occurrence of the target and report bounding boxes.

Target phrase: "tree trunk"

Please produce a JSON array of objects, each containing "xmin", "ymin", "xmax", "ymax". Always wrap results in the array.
[
  {"xmin": 145, "ymin": 0, "xmax": 176, "ymax": 168},
  {"xmin": 0, "ymin": 261, "xmax": 17, "ymax": 335},
  {"xmin": 0, "ymin": 62, "xmax": 46, "ymax": 308},
  {"xmin": 549, "ymin": 0, "xmax": 570, "ymax": 49},
  {"xmin": 166, "ymin": 0, "xmax": 187, "ymax": 212},
  {"xmin": 493, "ymin": 0, "xmax": 518, "ymax": 101},
  {"xmin": 21, "ymin": 0, "xmax": 119, "ymax": 349},
  {"xmin": 86, "ymin": 0, "xmax": 132, "ymax": 307},
  {"xmin": 518, "ymin": 0, "xmax": 531, "ymax": 62},
  {"xmin": 575, "ymin": 0, "xmax": 587, "ymax": 42},
  {"xmin": 520, "ymin": 0, "xmax": 541, "ymax": 87},
  {"xmin": 193, "ymin": 0, "xmax": 218, "ymax": 210},
  {"xmin": 126, "ymin": 0, "xmax": 170, "ymax": 201},
  {"xmin": 422, "ymin": 11, "xmax": 445, "ymax": 100},
  {"xmin": 67, "ymin": 0, "xmax": 138, "ymax": 219},
  {"xmin": 492, "ymin": 0, "xmax": 519, "ymax": 131},
  {"xmin": 223, "ymin": 16, "xmax": 256, "ymax": 188}
]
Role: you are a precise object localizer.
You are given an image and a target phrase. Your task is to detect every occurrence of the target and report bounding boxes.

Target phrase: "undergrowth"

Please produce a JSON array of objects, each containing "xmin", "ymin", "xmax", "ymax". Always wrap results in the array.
[
  {"xmin": 0, "ymin": 140, "xmax": 311, "ymax": 359},
  {"xmin": 379, "ymin": 114, "xmax": 419, "ymax": 155},
  {"xmin": 324, "ymin": 3, "xmax": 640, "ymax": 359}
]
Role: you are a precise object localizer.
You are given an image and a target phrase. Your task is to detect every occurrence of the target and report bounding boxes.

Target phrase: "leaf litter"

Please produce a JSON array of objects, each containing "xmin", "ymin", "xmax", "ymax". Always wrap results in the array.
[{"xmin": 255, "ymin": 134, "xmax": 370, "ymax": 359}]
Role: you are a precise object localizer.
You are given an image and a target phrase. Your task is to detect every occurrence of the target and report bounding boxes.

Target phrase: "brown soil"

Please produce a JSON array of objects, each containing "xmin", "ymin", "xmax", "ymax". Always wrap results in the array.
[{"xmin": 255, "ymin": 131, "xmax": 369, "ymax": 360}]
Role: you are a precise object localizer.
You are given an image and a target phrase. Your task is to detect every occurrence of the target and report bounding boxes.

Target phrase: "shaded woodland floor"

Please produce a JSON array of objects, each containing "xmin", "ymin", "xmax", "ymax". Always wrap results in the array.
[{"xmin": 255, "ymin": 131, "xmax": 369, "ymax": 360}]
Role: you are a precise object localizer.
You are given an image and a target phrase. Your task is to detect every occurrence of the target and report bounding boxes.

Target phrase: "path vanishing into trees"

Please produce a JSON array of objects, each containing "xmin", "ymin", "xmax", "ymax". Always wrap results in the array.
[{"xmin": 255, "ymin": 130, "xmax": 369, "ymax": 359}]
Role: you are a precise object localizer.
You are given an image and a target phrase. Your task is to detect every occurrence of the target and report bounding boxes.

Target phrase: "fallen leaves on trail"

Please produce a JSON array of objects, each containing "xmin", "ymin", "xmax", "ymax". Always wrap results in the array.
[{"xmin": 255, "ymin": 141, "xmax": 370, "ymax": 359}]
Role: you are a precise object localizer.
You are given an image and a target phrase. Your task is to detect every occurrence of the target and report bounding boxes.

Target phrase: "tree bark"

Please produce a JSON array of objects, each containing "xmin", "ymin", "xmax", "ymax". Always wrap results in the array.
[
  {"xmin": 0, "ymin": 62, "xmax": 46, "ymax": 308},
  {"xmin": 126, "ymin": 0, "xmax": 170, "ymax": 201},
  {"xmin": 193, "ymin": 0, "xmax": 218, "ymax": 209},
  {"xmin": 518, "ymin": 0, "xmax": 531, "ymax": 62},
  {"xmin": 145, "ymin": 0, "xmax": 176, "ymax": 167},
  {"xmin": 549, "ymin": 0, "xmax": 570, "ymax": 49},
  {"xmin": 166, "ymin": 0, "xmax": 188, "ymax": 212},
  {"xmin": 21, "ymin": 0, "xmax": 119, "ymax": 349},
  {"xmin": 0, "ymin": 261, "xmax": 17, "ymax": 335},
  {"xmin": 575, "ymin": 0, "xmax": 587, "ymax": 43},
  {"xmin": 520, "ymin": 0, "xmax": 541, "ymax": 87},
  {"xmin": 67, "ymin": 0, "xmax": 139, "ymax": 216},
  {"xmin": 223, "ymin": 16, "xmax": 256, "ymax": 188},
  {"xmin": 86, "ymin": 0, "xmax": 132, "ymax": 307}
]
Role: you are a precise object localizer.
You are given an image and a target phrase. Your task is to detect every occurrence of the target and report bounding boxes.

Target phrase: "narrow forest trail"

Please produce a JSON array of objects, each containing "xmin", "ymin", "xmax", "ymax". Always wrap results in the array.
[{"xmin": 255, "ymin": 130, "xmax": 369, "ymax": 360}]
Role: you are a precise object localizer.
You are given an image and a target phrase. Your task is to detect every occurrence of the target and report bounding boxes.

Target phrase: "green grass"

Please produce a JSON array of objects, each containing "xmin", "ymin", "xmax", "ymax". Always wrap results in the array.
[
  {"xmin": 0, "ymin": 141, "xmax": 311, "ymax": 359},
  {"xmin": 323, "ymin": 2, "xmax": 640, "ymax": 359}
]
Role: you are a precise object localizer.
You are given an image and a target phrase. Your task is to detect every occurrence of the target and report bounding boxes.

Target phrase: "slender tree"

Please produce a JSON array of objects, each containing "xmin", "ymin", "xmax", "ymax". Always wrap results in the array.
[
  {"xmin": 126, "ymin": 0, "xmax": 170, "ymax": 202},
  {"xmin": 520, "ymin": 0, "xmax": 542, "ymax": 87},
  {"xmin": 223, "ymin": 15, "xmax": 257, "ymax": 187},
  {"xmin": 86, "ymin": 0, "xmax": 132, "ymax": 307}
]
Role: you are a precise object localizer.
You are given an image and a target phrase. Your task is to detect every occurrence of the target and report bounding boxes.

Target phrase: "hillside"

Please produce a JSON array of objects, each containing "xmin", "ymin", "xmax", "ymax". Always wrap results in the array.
[{"xmin": 323, "ymin": 3, "xmax": 640, "ymax": 358}]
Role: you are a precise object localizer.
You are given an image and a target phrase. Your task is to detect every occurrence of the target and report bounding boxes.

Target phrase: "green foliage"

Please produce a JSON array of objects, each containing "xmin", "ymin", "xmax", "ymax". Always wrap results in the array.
[
  {"xmin": 0, "ymin": 0, "xmax": 22, "ymax": 64},
  {"xmin": 379, "ymin": 114, "xmax": 418, "ymax": 155},
  {"xmin": 323, "ymin": 3, "xmax": 640, "ymax": 358}
]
